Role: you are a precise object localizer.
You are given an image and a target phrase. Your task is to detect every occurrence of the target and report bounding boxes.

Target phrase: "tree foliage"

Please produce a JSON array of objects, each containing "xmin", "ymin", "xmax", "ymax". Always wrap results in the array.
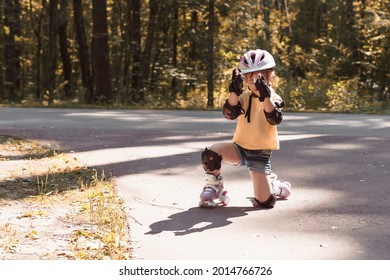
[{"xmin": 0, "ymin": 0, "xmax": 388, "ymax": 112}]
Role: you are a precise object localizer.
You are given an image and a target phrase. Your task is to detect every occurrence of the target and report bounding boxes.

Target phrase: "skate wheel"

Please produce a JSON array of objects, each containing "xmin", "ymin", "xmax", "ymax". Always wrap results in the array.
[{"xmin": 199, "ymin": 200, "xmax": 216, "ymax": 208}]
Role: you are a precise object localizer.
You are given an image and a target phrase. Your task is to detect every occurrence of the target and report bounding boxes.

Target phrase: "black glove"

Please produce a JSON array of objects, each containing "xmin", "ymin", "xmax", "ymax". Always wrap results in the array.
[
  {"xmin": 255, "ymin": 75, "xmax": 271, "ymax": 102},
  {"xmin": 228, "ymin": 68, "xmax": 244, "ymax": 96}
]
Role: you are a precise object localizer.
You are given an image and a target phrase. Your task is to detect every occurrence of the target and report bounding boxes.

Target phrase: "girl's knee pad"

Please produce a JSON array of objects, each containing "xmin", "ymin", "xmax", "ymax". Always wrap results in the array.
[
  {"xmin": 255, "ymin": 195, "xmax": 276, "ymax": 209},
  {"xmin": 201, "ymin": 147, "xmax": 222, "ymax": 171}
]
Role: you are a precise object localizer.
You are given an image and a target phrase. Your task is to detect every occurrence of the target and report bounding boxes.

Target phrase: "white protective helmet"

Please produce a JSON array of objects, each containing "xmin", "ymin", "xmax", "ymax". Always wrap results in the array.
[{"xmin": 238, "ymin": 49, "xmax": 276, "ymax": 74}]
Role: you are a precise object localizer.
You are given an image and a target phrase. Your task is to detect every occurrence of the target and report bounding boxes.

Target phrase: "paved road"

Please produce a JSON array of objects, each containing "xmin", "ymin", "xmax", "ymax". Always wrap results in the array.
[{"xmin": 1, "ymin": 107, "xmax": 389, "ymax": 259}]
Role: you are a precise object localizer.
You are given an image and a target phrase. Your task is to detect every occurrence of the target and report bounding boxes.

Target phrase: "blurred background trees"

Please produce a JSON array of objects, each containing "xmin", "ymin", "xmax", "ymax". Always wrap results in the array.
[{"xmin": 0, "ymin": 0, "xmax": 388, "ymax": 112}]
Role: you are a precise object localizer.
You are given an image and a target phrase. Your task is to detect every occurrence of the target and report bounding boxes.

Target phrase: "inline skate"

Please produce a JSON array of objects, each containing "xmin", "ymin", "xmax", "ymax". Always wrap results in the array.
[{"xmin": 199, "ymin": 174, "xmax": 229, "ymax": 208}]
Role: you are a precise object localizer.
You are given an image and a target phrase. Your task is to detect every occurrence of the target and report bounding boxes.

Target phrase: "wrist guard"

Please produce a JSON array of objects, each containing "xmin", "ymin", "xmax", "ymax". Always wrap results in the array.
[
  {"xmin": 255, "ymin": 75, "xmax": 271, "ymax": 101},
  {"xmin": 228, "ymin": 68, "xmax": 244, "ymax": 96}
]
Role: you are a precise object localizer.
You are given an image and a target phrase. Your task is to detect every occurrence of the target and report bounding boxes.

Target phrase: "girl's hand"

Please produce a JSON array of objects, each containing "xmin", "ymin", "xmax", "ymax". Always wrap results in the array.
[
  {"xmin": 254, "ymin": 75, "xmax": 271, "ymax": 101},
  {"xmin": 228, "ymin": 68, "xmax": 244, "ymax": 96}
]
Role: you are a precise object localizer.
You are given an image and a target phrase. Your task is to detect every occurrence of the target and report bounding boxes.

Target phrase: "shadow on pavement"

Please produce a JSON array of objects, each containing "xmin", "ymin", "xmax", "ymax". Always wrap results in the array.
[{"xmin": 146, "ymin": 204, "xmax": 267, "ymax": 236}]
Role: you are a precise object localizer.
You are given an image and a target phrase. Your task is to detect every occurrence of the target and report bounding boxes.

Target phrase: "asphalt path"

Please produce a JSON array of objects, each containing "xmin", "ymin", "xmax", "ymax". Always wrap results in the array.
[{"xmin": 0, "ymin": 107, "xmax": 389, "ymax": 260}]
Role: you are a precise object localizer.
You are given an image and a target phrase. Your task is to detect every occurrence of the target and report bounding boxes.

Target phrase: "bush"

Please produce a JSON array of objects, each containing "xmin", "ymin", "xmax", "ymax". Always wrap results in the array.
[
  {"xmin": 280, "ymin": 75, "xmax": 331, "ymax": 111},
  {"xmin": 326, "ymin": 79, "xmax": 359, "ymax": 112}
]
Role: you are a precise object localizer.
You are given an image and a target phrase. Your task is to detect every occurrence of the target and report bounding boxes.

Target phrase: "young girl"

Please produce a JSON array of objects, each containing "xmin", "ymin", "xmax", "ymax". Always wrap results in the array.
[{"xmin": 199, "ymin": 49, "xmax": 291, "ymax": 208}]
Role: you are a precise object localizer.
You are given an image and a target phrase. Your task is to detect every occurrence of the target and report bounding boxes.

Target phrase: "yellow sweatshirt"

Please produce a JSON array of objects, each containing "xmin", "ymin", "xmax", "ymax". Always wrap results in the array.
[{"xmin": 232, "ymin": 91, "xmax": 282, "ymax": 150}]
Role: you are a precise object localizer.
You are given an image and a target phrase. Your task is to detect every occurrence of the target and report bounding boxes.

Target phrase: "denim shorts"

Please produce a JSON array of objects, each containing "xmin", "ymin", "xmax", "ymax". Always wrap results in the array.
[{"xmin": 232, "ymin": 143, "xmax": 272, "ymax": 174}]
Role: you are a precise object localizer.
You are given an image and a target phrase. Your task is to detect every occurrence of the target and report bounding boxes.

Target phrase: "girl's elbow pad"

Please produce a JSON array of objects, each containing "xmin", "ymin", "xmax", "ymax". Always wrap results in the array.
[
  {"xmin": 223, "ymin": 99, "xmax": 244, "ymax": 120},
  {"xmin": 264, "ymin": 107, "xmax": 283, "ymax": 125}
]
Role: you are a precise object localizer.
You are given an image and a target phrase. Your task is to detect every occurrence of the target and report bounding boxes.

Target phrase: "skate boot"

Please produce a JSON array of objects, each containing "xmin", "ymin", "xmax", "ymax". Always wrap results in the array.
[
  {"xmin": 270, "ymin": 173, "xmax": 291, "ymax": 199},
  {"xmin": 199, "ymin": 174, "xmax": 229, "ymax": 208}
]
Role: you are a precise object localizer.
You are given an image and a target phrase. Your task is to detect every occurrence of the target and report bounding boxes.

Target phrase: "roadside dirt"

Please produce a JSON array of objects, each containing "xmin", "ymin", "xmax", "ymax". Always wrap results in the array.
[{"xmin": 0, "ymin": 135, "xmax": 131, "ymax": 260}]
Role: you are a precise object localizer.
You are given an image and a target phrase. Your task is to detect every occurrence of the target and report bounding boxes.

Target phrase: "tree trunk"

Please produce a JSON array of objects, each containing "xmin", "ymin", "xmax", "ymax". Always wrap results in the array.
[
  {"xmin": 150, "ymin": 4, "xmax": 170, "ymax": 90},
  {"xmin": 207, "ymin": 0, "xmax": 214, "ymax": 108},
  {"xmin": 171, "ymin": 0, "xmax": 178, "ymax": 97},
  {"xmin": 261, "ymin": 0, "xmax": 271, "ymax": 44},
  {"xmin": 58, "ymin": 0, "xmax": 72, "ymax": 99},
  {"xmin": 29, "ymin": 0, "xmax": 44, "ymax": 100},
  {"xmin": 0, "ymin": 2, "xmax": 4, "ymax": 100},
  {"xmin": 130, "ymin": 0, "xmax": 142, "ymax": 103},
  {"xmin": 0, "ymin": 59, "xmax": 3, "ymax": 100},
  {"xmin": 4, "ymin": 0, "xmax": 21, "ymax": 102},
  {"xmin": 73, "ymin": 0, "xmax": 93, "ymax": 103},
  {"xmin": 42, "ymin": 0, "xmax": 58, "ymax": 105},
  {"xmin": 122, "ymin": 0, "xmax": 131, "ymax": 92},
  {"xmin": 283, "ymin": 0, "xmax": 292, "ymax": 36},
  {"xmin": 190, "ymin": 10, "xmax": 198, "ymax": 61},
  {"xmin": 91, "ymin": 0, "xmax": 112, "ymax": 103},
  {"xmin": 0, "ymin": 70, "xmax": 3, "ymax": 101},
  {"xmin": 142, "ymin": 0, "xmax": 159, "ymax": 93},
  {"xmin": 133, "ymin": 0, "xmax": 159, "ymax": 103}
]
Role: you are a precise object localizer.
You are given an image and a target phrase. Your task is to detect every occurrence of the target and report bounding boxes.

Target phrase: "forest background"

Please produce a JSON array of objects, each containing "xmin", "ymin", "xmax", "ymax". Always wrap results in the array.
[{"xmin": 0, "ymin": 0, "xmax": 389, "ymax": 113}]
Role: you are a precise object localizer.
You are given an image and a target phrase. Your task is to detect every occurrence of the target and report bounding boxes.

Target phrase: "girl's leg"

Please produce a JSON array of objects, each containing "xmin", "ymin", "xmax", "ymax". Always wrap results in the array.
[
  {"xmin": 209, "ymin": 143, "xmax": 241, "ymax": 164},
  {"xmin": 250, "ymin": 171, "xmax": 276, "ymax": 208},
  {"xmin": 201, "ymin": 142, "xmax": 241, "ymax": 176},
  {"xmin": 199, "ymin": 143, "xmax": 240, "ymax": 206}
]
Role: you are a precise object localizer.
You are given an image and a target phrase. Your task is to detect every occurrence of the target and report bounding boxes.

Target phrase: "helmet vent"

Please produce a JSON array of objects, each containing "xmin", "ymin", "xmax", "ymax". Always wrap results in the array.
[{"xmin": 250, "ymin": 53, "xmax": 256, "ymax": 63}]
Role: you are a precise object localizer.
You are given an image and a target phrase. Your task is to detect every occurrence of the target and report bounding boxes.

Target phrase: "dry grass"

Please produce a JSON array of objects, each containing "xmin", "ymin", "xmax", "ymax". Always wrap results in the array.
[{"xmin": 0, "ymin": 135, "xmax": 131, "ymax": 260}]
